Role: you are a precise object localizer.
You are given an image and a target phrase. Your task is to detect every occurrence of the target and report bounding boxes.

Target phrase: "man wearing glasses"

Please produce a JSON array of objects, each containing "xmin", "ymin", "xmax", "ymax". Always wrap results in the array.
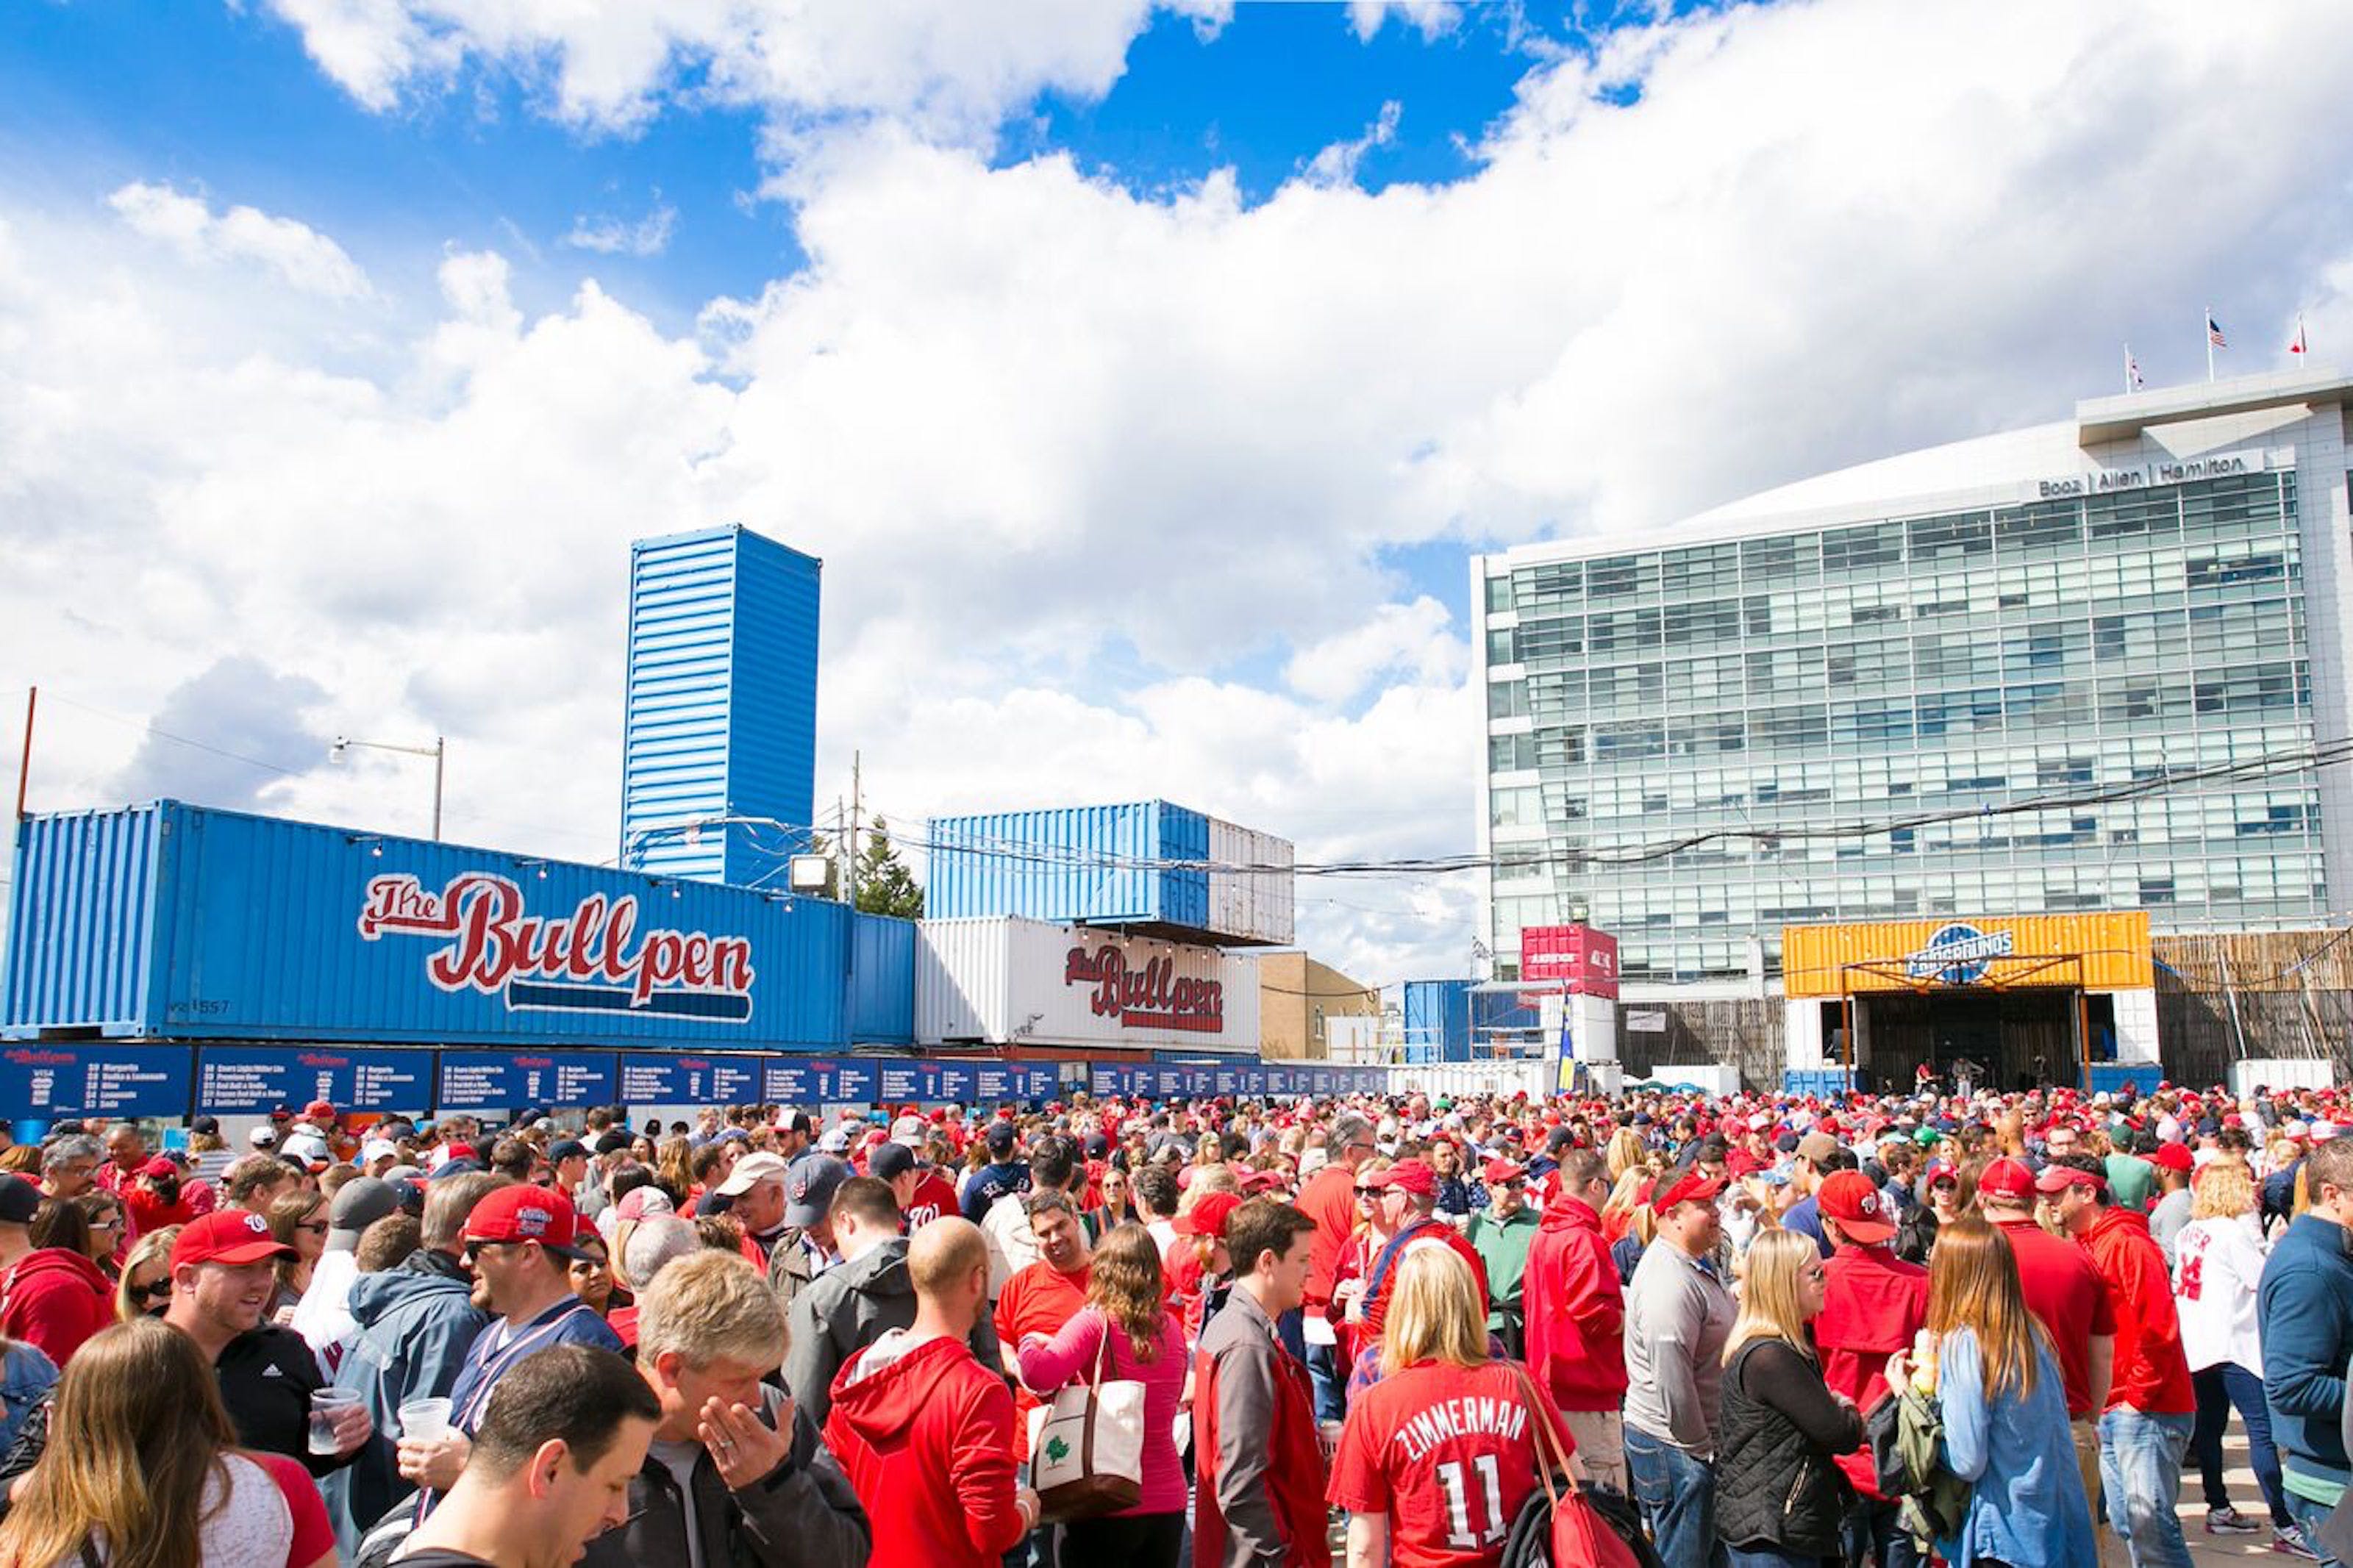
[
  {"xmin": 1296, "ymin": 1112, "xmax": 1378, "ymax": 1422},
  {"xmin": 396, "ymin": 1185, "xmax": 622, "ymax": 1512}
]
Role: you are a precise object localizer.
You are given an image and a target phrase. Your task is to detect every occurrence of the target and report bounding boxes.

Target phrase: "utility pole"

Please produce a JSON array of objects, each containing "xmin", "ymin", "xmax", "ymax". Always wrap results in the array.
[
  {"xmin": 846, "ymin": 750, "xmax": 862, "ymax": 911},
  {"xmin": 13, "ymin": 686, "xmax": 35, "ymax": 820}
]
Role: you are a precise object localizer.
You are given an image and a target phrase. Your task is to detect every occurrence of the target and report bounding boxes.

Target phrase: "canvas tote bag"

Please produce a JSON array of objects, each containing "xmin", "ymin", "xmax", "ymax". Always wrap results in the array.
[{"xmin": 1026, "ymin": 1318, "xmax": 1146, "ymax": 1519}]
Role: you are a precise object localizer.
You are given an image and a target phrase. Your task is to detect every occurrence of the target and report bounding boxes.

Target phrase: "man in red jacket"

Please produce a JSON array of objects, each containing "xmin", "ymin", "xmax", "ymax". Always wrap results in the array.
[
  {"xmin": 1815, "ymin": 1170, "xmax": 1928, "ymax": 1568},
  {"xmin": 2044, "ymin": 1156, "xmax": 2197, "ymax": 1568},
  {"xmin": 1296, "ymin": 1113, "xmax": 1377, "ymax": 1421},
  {"xmin": 1520, "ymin": 1150, "xmax": 1627, "ymax": 1491},
  {"xmin": 1196, "ymin": 1198, "xmax": 1326, "ymax": 1568},
  {"xmin": 0, "ymin": 1174, "xmax": 112, "ymax": 1366},
  {"xmin": 826, "ymin": 1217, "xmax": 1038, "ymax": 1568}
]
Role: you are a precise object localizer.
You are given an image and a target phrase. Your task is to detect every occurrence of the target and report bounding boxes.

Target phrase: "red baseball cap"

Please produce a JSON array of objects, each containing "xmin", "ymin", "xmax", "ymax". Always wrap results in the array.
[
  {"xmin": 2150, "ymin": 1142, "xmax": 2194, "ymax": 1173},
  {"xmin": 303, "ymin": 1100, "xmax": 338, "ymax": 1123},
  {"xmin": 1977, "ymin": 1158, "xmax": 2037, "ymax": 1201},
  {"xmin": 139, "ymin": 1156, "xmax": 179, "ymax": 1180},
  {"xmin": 1482, "ymin": 1156, "xmax": 1526, "ymax": 1184},
  {"xmin": 2036, "ymin": 1164, "xmax": 2107, "ymax": 1196},
  {"xmin": 1378, "ymin": 1159, "xmax": 1438, "ymax": 1198},
  {"xmin": 1174, "ymin": 1192, "xmax": 1243, "ymax": 1239},
  {"xmin": 463, "ymin": 1185, "xmax": 588, "ymax": 1259},
  {"xmin": 1816, "ymin": 1171, "xmax": 1896, "ymax": 1243},
  {"xmin": 172, "ymin": 1209, "xmax": 294, "ymax": 1270},
  {"xmin": 1653, "ymin": 1171, "xmax": 1727, "ymax": 1212}
]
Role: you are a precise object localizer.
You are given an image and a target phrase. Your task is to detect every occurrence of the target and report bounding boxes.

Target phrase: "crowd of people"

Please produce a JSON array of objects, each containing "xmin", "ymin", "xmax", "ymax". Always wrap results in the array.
[{"xmin": 0, "ymin": 1077, "xmax": 2346, "ymax": 1566}]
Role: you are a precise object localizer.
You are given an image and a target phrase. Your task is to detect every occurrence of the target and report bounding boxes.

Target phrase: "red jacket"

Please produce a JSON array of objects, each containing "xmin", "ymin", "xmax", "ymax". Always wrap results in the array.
[
  {"xmin": 1521, "ymin": 1191, "xmax": 1627, "ymax": 1411},
  {"xmin": 824, "ymin": 1331, "xmax": 1027, "ymax": 1568},
  {"xmin": 1815, "ymin": 1241, "xmax": 1928, "ymax": 1497},
  {"xmin": 2079, "ymin": 1207, "xmax": 2195, "ymax": 1415},
  {"xmin": 0, "ymin": 1247, "xmax": 114, "ymax": 1367},
  {"xmin": 1298, "ymin": 1163, "xmax": 1359, "ymax": 1318},
  {"xmin": 1360, "ymin": 1217, "xmax": 1489, "ymax": 1344}
]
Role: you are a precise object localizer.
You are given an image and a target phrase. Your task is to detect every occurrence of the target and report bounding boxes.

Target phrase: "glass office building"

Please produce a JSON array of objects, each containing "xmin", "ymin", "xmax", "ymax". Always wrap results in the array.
[{"xmin": 1475, "ymin": 370, "xmax": 2353, "ymax": 987}]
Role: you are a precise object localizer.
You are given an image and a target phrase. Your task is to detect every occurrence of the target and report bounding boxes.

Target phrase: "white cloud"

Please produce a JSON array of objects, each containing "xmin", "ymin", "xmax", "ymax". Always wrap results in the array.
[
  {"xmin": 13, "ymin": 0, "xmax": 2353, "ymax": 985},
  {"xmin": 107, "ymin": 181, "xmax": 373, "ymax": 301},
  {"xmin": 1346, "ymin": 1, "xmax": 1462, "ymax": 44},
  {"xmin": 261, "ymin": 0, "xmax": 1230, "ymax": 141},
  {"xmin": 1303, "ymin": 98, "xmax": 1402, "ymax": 187},
  {"xmin": 563, "ymin": 200, "xmax": 677, "ymax": 257}
]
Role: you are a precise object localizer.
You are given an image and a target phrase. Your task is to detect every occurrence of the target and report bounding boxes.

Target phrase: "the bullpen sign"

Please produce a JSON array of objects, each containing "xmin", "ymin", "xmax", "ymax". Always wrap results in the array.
[
  {"xmin": 360, "ymin": 873, "xmax": 756, "ymax": 1022},
  {"xmin": 1063, "ymin": 946, "xmax": 1225, "ymax": 1034}
]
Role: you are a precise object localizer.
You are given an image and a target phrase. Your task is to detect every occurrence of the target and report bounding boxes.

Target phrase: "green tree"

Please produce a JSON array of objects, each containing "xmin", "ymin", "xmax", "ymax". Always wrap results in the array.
[{"xmin": 854, "ymin": 817, "xmax": 925, "ymax": 919}]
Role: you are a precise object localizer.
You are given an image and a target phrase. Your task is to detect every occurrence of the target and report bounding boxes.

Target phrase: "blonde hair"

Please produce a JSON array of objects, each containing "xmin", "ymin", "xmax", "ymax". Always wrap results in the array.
[
  {"xmin": 115, "ymin": 1228, "xmax": 180, "ymax": 1325},
  {"xmin": 2191, "ymin": 1159, "xmax": 2255, "ymax": 1221},
  {"xmin": 0, "ymin": 1319, "xmax": 234, "ymax": 1568},
  {"xmin": 1379, "ymin": 1244, "xmax": 1487, "ymax": 1376},
  {"xmin": 1604, "ymin": 1128, "xmax": 1646, "ymax": 1181},
  {"xmin": 1723, "ymin": 1230, "xmax": 1818, "ymax": 1365},
  {"xmin": 635, "ymin": 1250, "xmax": 785, "ymax": 1371}
]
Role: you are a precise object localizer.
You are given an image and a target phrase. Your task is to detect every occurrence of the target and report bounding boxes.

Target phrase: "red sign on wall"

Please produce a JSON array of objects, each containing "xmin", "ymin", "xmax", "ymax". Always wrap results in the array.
[{"xmin": 1521, "ymin": 923, "xmax": 1620, "ymax": 999}]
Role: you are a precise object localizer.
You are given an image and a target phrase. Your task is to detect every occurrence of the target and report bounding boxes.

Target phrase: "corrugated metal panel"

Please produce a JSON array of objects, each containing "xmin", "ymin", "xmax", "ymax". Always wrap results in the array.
[
  {"xmin": 621, "ymin": 526, "xmax": 820, "ymax": 888},
  {"xmin": 849, "ymin": 912, "xmax": 915, "ymax": 1045},
  {"xmin": 6, "ymin": 801, "xmax": 853, "ymax": 1049},
  {"xmin": 1402, "ymin": 980, "xmax": 1471, "ymax": 1062},
  {"xmin": 1207, "ymin": 818, "xmax": 1295, "ymax": 944},
  {"xmin": 915, "ymin": 915, "xmax": 1261, "ymax": 1051},
  {"xmin": 1782, "ymin": 912, "xmax": 2154, "ymax": 998},
  {"xmin": 4, "ymin": 806, "xmax": 165, "ymax": 1036},
  {"xmin": 925, "ymin": 802, "xmax": 1264, "ymax": 937}
]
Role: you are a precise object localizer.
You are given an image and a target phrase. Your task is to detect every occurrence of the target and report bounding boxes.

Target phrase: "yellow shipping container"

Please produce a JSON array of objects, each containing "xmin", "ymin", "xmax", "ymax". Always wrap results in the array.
[{"xmin": 1781, "ymin": 912, "xmax": 2152, "ymax": 999}]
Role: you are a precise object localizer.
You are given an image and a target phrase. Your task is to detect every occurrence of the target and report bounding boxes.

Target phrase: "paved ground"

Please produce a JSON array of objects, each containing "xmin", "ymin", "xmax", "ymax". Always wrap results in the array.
[{"xmin": 2185, "ymin": 1427, "xmax": 2301, "ymax": 1564}]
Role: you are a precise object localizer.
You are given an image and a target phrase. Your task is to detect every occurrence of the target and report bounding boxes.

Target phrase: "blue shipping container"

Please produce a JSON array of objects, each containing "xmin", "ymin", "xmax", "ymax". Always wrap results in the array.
[
  {"xmin": 5, "ymin": 802, "xmax": 852, "ymax": 1050},
  {"xmin": 848, "ymin": 912, "xmax": 915, "ymax": 1045},
  {"xmin": 926, "ymin": 802, "xmax": 1210, "ymax": 932},
  {"xmin": 1402, "ymin": 979, "xmax": 1472, "ymax": 1063},
  {"xmin": 621, "ymin": 526, "xmax": 821, "ymax": 887}
]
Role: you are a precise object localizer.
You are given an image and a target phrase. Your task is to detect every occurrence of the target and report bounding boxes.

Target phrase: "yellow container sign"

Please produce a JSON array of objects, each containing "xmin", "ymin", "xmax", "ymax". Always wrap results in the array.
[{"xmin": 1781, "ymin": 912, "xmax": 2153, "ymax": 998}]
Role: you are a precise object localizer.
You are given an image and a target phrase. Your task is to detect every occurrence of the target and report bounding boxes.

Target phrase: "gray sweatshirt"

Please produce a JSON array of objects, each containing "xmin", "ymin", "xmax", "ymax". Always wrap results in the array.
[{"xmin": 1621, "ymin": 1239, "xmax": 1736, "ymax": 1457}]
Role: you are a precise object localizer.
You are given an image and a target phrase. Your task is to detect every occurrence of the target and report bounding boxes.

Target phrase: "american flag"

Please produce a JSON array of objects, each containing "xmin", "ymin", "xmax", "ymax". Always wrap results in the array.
[
  {"xmin": 2290, "ymin": 315, "xmax": 2309, "ymax": 357},
  {"xmin": 2207, "ymin": 315, "xmax": 2229, "ymax": 350}
]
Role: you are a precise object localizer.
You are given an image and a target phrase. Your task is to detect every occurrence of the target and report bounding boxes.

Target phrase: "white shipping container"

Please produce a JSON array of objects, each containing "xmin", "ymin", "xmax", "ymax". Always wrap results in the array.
[
  {"xmin": 1207, "ymin": 818, "xmax": 1295, "ymax": 945},
  {"xmin": 917, "ymin": 916, "xmax": 1263, "ymax": 1053},
  {"xmin": 2231, "ymin": 1057, "xmax": 2337, "ymax": 1095}
]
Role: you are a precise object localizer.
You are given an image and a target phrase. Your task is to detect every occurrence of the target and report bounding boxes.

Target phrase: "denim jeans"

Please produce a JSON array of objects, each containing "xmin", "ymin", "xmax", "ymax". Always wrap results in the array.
[
  {"xmin": 1304, "ymin": 1337, "xmax": 1345, "ymax": 1423},
  {"xmin": 1727, "ymin": 1547, "xmax": 1818, "ymax": 1568},
  {"xmin": 2287, "ymin": 1489, "xmax": 2349, "ymax": 1568},
  {"xmin": 1624, "ymin": 1424, "xmax": 1727, "ymax": 1568},
  {"xmin": 2192, "ymin": 1361, "xmax": 2289, "ymax": 1526},
  {"xmin": 2098, "ymin": 1408, "xmax": 2194, "ymax": 1568},
  {"xmin": 1844, "ymin": 1494, "xmax": 1924, "ymax": 1568}
]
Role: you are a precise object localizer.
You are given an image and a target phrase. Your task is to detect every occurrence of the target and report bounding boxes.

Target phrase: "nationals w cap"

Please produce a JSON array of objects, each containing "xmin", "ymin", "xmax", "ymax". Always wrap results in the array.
[
  {"xmin": 172, "ymin": 1208, "xmax": 296, "ymax": 1270},
  {"xmin": 1816, "ymin": 1170, "xmax": 1896, "ymax": 1244}
]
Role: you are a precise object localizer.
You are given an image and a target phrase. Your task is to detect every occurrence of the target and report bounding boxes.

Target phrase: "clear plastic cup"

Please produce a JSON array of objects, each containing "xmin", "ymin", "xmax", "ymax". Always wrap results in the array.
[
  {"xmin": 310, "ymin": 1387, "xmax": 359, "ymax": 1456},
  {"xmin": 398, "ymin": 1397, "xmax": 452, "ymax": 1442}
]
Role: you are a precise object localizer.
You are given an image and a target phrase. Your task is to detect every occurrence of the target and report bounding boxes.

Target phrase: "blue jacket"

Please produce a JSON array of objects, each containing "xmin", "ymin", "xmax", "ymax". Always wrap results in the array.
[
  {"xmin": 2260, "ymin": 1213, "xmax": 2353, "ymax": 1496},
  {"xmin": 322, "ymin": 1251, "xmax": 489, "ymax": 1555},
  {"xmin": 1938, "ymin": 1329, "xmax": 2097, "ymax": 1568},
  {"xmin": 0, "ymin": 1342, "xmax": 56, "ymax": 1456}
]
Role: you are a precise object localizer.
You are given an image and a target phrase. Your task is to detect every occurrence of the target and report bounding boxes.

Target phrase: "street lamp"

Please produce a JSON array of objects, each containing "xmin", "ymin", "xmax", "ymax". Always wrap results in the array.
[{"xmin": 330, "ymin": 734, "xmax": 446, "ymax": 841}]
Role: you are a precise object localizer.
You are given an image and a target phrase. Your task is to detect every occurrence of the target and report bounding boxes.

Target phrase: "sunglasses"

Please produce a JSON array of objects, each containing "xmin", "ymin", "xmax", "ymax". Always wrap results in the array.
[
  {"xmin": 463, "ymin": 1239, "xmax": 515, "ymax": 1264},
  {"xmin": 1355, "ymin": 1186, "xmax": 1386, "ymax": 1198},
  {"xmin": 130, "ymin": 1279, "xmax": 171, "ymax": 1303}
]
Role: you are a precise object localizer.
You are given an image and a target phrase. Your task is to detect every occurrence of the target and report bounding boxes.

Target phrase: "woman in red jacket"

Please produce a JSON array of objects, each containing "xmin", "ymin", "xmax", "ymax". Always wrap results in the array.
[{"xmin": 1520, "ymin": 1149, "xmax": 1629, "ymax": 1494}]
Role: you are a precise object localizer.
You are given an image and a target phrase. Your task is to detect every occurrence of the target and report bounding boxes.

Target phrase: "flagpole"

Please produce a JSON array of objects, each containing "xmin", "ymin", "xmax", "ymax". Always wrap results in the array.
[{"xmin": 2206, "ymin": 306, "xmax": 2215, "ymax": 382}]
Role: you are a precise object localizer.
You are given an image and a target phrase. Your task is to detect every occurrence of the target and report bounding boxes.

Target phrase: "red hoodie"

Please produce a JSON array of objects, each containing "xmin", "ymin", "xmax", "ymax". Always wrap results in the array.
[
  {"xmin": 0, "ymin": 1247, "xmax": 114, "ymax": 1367},
  {"xmin": 2079, "ymin": 1206, "xmax": 2195, "ymax": 1416},
  {"xmin": 824, "ymin": 1331, "xmax": 1028, "ymax": 1568},
  {"xmin": 1521, "ymin": 1190, "xmax": 1627, "ymax": 1411}
]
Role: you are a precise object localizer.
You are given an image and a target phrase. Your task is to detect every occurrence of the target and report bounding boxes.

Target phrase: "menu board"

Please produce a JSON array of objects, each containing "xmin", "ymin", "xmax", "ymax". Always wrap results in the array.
[
  {"xmin": 764, "ymin": 1059, "xmax": 821, "ymax": 1104},
  {"xmin": 0, "ymin": 1045, "xmax": 190, "ymax": 1120},
  {"xmin": 974, "ymin": 1064, "xmax": 1022, "ymax": 1103},
  {"xmin": 935, "ymin": 1062, "xmax": 979, "ymax": 1103},
  {"xmin": 196, "ymin": 1046, "xmax": 431, "ymax": 1114},
  {"xmin": 826, "ymin": 1059, "xmax": 879, "ymax": 1103},
  {"xmin": 436, "ymin": 1051, "xmax": 617, "ymax": 1114},
  {"xmin": 874, "ymin": 1061, "xmax": 940, "ymax": 1104}
]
